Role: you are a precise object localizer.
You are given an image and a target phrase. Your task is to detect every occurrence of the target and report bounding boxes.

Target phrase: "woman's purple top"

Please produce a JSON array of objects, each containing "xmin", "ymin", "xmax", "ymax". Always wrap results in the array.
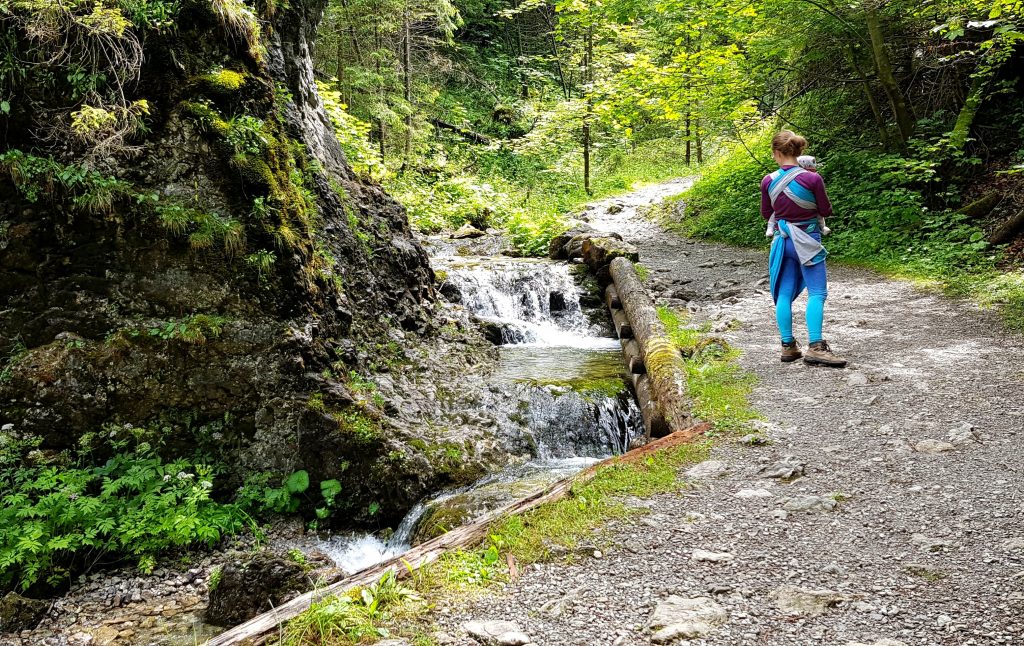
[{"xmin": 760, "ymin": 165, "xmax": 833, "ymax": 223}]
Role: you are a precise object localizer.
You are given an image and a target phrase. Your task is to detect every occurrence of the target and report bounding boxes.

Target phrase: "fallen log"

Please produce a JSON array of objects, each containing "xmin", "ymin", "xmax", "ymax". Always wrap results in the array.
[
  {"xmin": 610, "ymin": 257, "xmax": 693, "ymax": 434},
  {"xmin": 628, "ymin": 373, "xmax": 668, "ymax": 438},
  {"xmin": 610, "ymin": 307, "xmax": 633, "ymax": 339},
  {"xmin": 205, "ymin": 424, "xmax": 709, "ymax": 646},
  {"xmin": 620, "ymin": 338, "xmax": 645, "ymax": 374},
  {"xmin": 429, "ymin": 118, "xmax": 492, "ymax": 145},
  {"xmin": 605, "ymin": 284, "xmax": 622, "ymax": 310},
  {"xmin": 988, "ymin": 209, "xmax": 1024, "ymax": 245}
]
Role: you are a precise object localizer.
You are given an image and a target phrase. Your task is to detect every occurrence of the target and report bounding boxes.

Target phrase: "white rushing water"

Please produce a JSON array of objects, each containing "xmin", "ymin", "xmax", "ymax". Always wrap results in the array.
[{"xmin": 318, "ymin": 256, "xmax": 642, "ymax": 574}]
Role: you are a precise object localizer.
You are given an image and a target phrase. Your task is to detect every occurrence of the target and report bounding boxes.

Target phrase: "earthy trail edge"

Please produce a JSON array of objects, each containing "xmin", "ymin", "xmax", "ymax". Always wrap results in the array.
[
  {"xmin": 204, "ymin": 425, "xmax": 710, "ymax": 645},
  {"xmin": 427, "ymin": 178, "xmax": 1024, "ymax": 645}
]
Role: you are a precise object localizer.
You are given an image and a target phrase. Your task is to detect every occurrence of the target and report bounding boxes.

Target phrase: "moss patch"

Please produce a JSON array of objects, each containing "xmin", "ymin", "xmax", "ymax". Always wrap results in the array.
[{"xmin": 194, "ymin": 69, "xmax": 248, "ymax": 96}]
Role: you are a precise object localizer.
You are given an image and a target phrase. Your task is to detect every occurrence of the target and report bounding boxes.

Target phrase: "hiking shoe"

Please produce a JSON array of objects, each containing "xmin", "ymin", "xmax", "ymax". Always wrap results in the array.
[
  {"xmin": 780, "ymin": 341, "xmax": 802, "ymax": 363},
  {"xmin": 803, "ymin": 340, "xmax": 847, "ymax": 368}
]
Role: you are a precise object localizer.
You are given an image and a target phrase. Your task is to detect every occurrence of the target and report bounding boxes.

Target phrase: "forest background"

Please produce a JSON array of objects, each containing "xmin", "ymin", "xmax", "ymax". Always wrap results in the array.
[{"xmin": 316, "ymin": 0, "xmax": 1024, "ymax": 322}]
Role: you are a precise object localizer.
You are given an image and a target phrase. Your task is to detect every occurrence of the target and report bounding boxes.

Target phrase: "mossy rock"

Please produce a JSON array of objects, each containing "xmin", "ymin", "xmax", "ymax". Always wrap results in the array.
[{"xmin": 193, "ymin": 69, "xmax": 248, "ymax": 97}]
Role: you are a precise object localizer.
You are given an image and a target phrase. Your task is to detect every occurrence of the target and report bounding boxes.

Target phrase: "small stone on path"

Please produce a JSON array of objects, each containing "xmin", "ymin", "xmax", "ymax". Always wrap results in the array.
[
  {"xmin": 781, "ymin": 495, "xmax": 837, "ymax": 513},
  {"xmin": 846, "ymin": 640, "xmax": 908, "ymax": 646},
  {"xmin": 1002, "ymin": 537, "xmax": 1024, "ymax": 551},
  {"xmin": 847, "ymin": 371, "xmax": 869, "ymax": 386},
  {"xmin": 946, "ymin": 423, "xmax": 980, "ymax": 445},
  {"xmin": 770, "ymin": 585, "xmax": 859, "ymax": 617},
  {"xmin": 647, "ymin": 595, "xmax": 727, "ymax": 642},
  {"xmin": 691, "ymin": 549, "xmax": 734, "ymax": 563},
  {"xmin": 463, "ymin": 620, "xmax": 531, "ymax": 646},
  {"xmin": 685, "ymin": 460, "xmax": 729, "ymax": 479},
  {"xmin": 760, "ymin": 455, "xmax": 805, "ymax": 480},
  {"xmin": 914, "ymin": 439, "xmax": 955, "ymax": 454},
  {"xmin": 910, "ymin": 533, "xmax": 953, "ymax": 552},
  {"xmin": 734, "ymin": 488, "xmax": 773, "ymax": 499}
]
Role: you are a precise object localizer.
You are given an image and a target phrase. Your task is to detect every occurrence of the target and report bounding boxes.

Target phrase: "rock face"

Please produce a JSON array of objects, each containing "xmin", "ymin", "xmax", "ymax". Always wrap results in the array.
[
  {"xmin": 0, "ymin": 0, "xmax": 468, "ymax": 523},
  {"xmin": 205, "ymin": 552, "xmax": 311, "ymax": 626}
]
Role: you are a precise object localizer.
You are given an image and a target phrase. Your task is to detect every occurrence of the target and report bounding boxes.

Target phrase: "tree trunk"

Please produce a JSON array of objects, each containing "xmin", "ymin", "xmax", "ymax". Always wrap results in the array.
[
  {"xmin": 684, "ymin": 111, "xmax": 692, "ymax": 165},
  {"xmin": 989, "ymin": 210, "xmax": 1024, "ymax": 245},
  {"xmin": 583, "ymin": 28, "xmax": 593, "ymax": 195},
  {"xmin": 695, "ymin": 117, "xmax": 703, "ymax": 164},
  {"xmin": 847, "ymin": 43, "xmax": 890, "ymax": 150},
  {"xmin": 865, "ymin": 7, "xmax": 914, "ymax": 145},
  {"xmin": 609, "ymin": 257, "xmax": 693, "ymax": 435},
  {"xmin": 402, "ymin": 11, "xmax": 413, "ymax": 168},
  {"xmin": 948, "ymin": 72, "xmax": 988, "ymax": 152}
]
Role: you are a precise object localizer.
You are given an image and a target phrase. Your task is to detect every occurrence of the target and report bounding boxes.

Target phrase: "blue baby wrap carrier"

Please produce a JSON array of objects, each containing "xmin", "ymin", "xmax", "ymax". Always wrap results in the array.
[{"xmin": 766, "ymin": 166, "xmax": 828, "ymax": 304}]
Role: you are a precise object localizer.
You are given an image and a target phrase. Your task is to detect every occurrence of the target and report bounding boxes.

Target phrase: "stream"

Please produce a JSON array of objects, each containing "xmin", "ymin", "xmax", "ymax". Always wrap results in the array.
[{"xmin": 314, "ymin": 253, "xmax": 643, "ymax": 574}]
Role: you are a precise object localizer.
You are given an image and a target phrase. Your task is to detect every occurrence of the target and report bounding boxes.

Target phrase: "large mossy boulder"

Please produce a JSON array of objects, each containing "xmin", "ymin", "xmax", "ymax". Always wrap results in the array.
[
  {"xmin": 206, "ymin": 552, "xmax": 312, "ymax": 627},
  {"xmin": 0, "ymin": 592, "xmax": 48, "ymax": 632}
]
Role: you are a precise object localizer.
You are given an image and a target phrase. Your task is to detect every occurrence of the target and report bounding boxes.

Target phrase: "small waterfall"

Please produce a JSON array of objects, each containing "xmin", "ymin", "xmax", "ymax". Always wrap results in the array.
[
  {"xmin": 440, "ymin": 259, "xmax": 605, "ymax": 347},
  {"xmin": 314, "ymin": 255, "xmax": 645, "ymax": 574}
]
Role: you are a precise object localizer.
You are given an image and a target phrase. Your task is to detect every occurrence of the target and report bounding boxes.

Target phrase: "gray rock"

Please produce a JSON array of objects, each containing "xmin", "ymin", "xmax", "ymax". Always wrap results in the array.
[
  {"xmin": 946, "ymin": 423, "xmax": 980, "ymax": 445},
  {"xmin": 781, "ymin": 495, "xmax": 837, "ymax": 513},
  {"xmin": 685, "ymin": 460, "xmax": 729, "ymax": 479},
  {"xmin": 914, "ymin": 439, "xmax": 955, "ymax": 453},
  {"xmin": 847, "ymin": 371, "xmax": 869, "ymax": 386},
  {"xmin": 738, "ymin": 433, "xmax": 768, "ymax": 446},
  {"xmin": 734, "ymin": 488, "xmax": 773, "ymax": 499},
  {"xmin": 647, "ymin": 595, "xmax": 727, "ymax": 642},
  {"xmin": 463, "ymin": 620, "xmax": 531, "ymax": 645},
  {"xmin": 769, "ymin": 585, "xmax": 859, "ymax": 617},
  {"xmin": 910, "ymin": 533, "xmax": 953, "ymax": 552},
  {"xmin": 205, "ymin": 551, "xmax": 310, "ymax": 626},
  {"xmin": 691, "ymin": 549, "xmax": 735, "ymax": 563},
  {"xmin": 846, "ymin": 640, "xmax": 908, "ymax": 646},
  {"xmin": 760, "ymin": 455, "xmax": 805, "ymax": 480},
  {"xmin": 1002, "ymin": 537, "xmax": 1024, "ymax": 551},
  {"xmin": 451, "ymin": 224, "xmax": 486, "ymax": 239},
  {"xmin": 0, "ymin": 592, "xmax": 48, "ymax": 632}
]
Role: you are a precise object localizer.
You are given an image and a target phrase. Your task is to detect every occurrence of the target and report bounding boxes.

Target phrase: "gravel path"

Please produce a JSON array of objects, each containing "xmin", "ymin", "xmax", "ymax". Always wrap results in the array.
[{"xmin": 432, "ymin": 179, "xmax": 1024, "ymax": 646}]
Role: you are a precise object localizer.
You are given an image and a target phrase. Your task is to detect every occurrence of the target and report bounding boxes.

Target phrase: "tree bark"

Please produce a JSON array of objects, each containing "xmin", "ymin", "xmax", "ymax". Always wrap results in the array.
[
  {"xmin": 846, "ymin": 43, "xmax": 890, "ymax": 150},
  {"xmin": 988, "ymin": 210, "xmax": 1024, "ymax": 245},
  {"xmin": 865, "ymin": 7, "xmax": 914, "ymax": 145},
  {"xmin": 948, "ymin": 72, "xmax": 988, "ymax": 152},
  {"xmin": 402, "ymin": 11, "xmax": 413, "ymax": 167},
  {"xmin": 609, "ymin": 257, "xmax": 693, "ymax": 435},
  {"xmin": 583, "ymin": 27, "xmax": 593, "ymax": 195},
  {"xmin": 611, "ymin": 307, "xmax": 633, "ymax": 339}
]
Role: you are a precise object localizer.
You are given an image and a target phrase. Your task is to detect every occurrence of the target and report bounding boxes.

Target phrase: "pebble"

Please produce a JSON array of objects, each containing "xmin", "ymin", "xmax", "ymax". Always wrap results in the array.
[
  {"xmin": 914, "ymin": 439, "xmax": 956, "ymax": 454},
  {"xmin": 691, "ymin": 549, "xmax": 735, "ymax": 563},
  {"xmin": 647, "ymin": 596, "xmax": 727, "ymax": 642},
  {"xmin": 734, "ymin": 488, "xmax": 773, "ymax": 499},
  {"xmin": 780, "ymin": 495, "xmax": 837, "ymax": 513}
]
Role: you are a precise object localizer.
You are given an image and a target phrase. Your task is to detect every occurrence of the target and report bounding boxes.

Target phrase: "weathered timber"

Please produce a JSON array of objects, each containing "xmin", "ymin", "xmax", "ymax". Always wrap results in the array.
[
  {"xmin": 611, "ymin": 307, "xmax": 633, "ymax": 339},
  {"xmin": 629, "ymin": 373, "xmax": 667, "ymax": 438},
  {"xmin": 620, "ymin": 338, "xmax": 645, "ymax": 374},
  {"xmin": 989, "ymin": 209, "xmax": 1024, "ymax": 245},
  {"xmin": 205, "ymin": 424, "xmax": 709, "ymax": 646},
  {"xmin": 605, "ymin": 284, "xmax": 622, "ymax": 310},
  {"xmin": 610, "ymin": 256, "xmax": 692, "ymax": 434},
  {"xmin": 582, "ymin": 237, "xmax": 639, "ymax": 273}
]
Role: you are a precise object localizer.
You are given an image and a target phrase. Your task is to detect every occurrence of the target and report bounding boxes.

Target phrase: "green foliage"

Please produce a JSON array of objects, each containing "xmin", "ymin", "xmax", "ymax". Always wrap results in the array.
[
  {"xmin": 281, "ymin": 571, "xmax": 421, "ymax": 645},
  {"xmin": 0, "ymin": 338, "xmax": 28, "ymax": 383},
  {"xmin": 0, "ymin": 150, "xmax": 133, "ymax": 214},
  {"xmin": 0, "ymin": 443, "xmax": 247, "ymax": 591},
  {"xmin": 109, "ymin": 314, "xmax": 228, "ymax": 346}
]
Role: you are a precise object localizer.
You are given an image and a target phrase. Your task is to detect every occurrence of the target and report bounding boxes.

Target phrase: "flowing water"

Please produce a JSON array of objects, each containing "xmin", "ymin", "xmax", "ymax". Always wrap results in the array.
[{"xmin": 316, "ymin": 254, "xmax": 643, "ymax": 573}]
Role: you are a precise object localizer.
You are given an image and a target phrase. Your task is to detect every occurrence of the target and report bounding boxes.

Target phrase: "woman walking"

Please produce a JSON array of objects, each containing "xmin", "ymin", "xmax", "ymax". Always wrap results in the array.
[{"xmin": 761, "ymin": 130, "xmax": 847, "ymax": 367}]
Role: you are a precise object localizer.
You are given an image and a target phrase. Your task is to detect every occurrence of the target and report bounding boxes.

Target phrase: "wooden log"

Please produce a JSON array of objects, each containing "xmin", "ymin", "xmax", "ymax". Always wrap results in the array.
[
  {"xmin": 610, "ymin": 256, "xmax": 693, "ymax": 434},
  {"xmin": 620, "ymin": 338, "xmax": 645, "ymax": 374},
  {"xmin": 610, "ymin": 307, "xmax": 633, "ymax": 339},
  {"xmin": 988, "ymin": 209, "xmax": 1024, "ymax": 245},
  {"xmin": 205, "ymin": 424, "xmax": 709, "ymax": 646},
  {"xmin": 629, "ymin": 373, "xmax": 668, "ymax": 438},
  {"xmin": 581, "ymin": 237, "xmax": 639, "ymax": 274},
  {"xmin": 605, "ymin": 284, "xmax": 622, "ymax": 310}
]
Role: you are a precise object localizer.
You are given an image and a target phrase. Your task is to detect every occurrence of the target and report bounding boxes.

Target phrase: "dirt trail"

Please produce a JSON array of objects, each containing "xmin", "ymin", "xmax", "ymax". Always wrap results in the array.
[{"xmin": 433, "ymin": 179, "xmax": 1024, "ymax": 645}]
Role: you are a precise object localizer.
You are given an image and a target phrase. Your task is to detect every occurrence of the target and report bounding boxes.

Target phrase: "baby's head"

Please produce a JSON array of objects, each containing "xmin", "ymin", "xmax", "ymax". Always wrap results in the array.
[{"xmin": 797, "ymin": 155, "xmax": 818, "ymax": 173}]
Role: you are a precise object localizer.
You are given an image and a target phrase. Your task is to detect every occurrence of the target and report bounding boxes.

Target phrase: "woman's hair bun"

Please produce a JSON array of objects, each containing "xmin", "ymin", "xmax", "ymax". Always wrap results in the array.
[{"xmin": 772, "ymin": 130, "xmax": 808, "ymax": 157}]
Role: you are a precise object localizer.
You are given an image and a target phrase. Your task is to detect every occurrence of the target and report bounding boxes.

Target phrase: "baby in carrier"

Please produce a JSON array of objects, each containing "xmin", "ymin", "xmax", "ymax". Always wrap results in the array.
[{"xmin": 765, "ymin": 155, "xmax": 831, "ymax": 237}]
